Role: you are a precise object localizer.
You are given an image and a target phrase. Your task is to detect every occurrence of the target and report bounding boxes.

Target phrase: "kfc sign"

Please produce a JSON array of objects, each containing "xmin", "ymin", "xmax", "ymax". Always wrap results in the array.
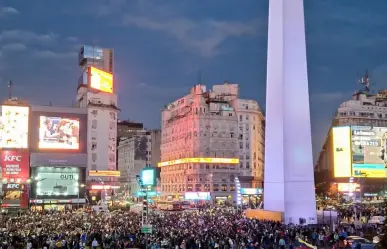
[
  {"xmin": 1, "ymin": 150, "xmax": 30, "ymax": 181},
  {"xmin": 4, "ymin": 155, "xmax": 22, "ymax": 162},
  {"xmin": 3, "ymin": 183, "xmax": 23, "ymax": 190}
]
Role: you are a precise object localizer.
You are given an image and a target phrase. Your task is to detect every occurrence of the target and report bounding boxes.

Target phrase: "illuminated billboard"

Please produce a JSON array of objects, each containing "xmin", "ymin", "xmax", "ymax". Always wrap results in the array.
[
  {"xmin": 332, "ymin": 126, "xmax": 352, "ymax": 177},
  {"xmin": 158, "ymin": 157, "xmax": 239, "ymax": 167},
  {"xmin": 141, "ymin": 168, "xmax": 156, "ymax": 186},
  {"xmin": 34, "ymin": 167, "xmax": 80, "ymax": 196},
  {"xmin": 1, "ymin": 150, "xmax": 30, "ymax": 181},
  {"xmin": 185, "ymin": 192, "xmax": 211, "ymax": 200},
  {"xmin": 351, "ymin": 126, "xmax": 387, "ymax": 178},
  {"xmin": 0, "ymin": 105, "xmax": 29, "ymax": 148},
  {"xmin": 39, "ymin": 116, "xmax": 80, "ymax": 150},
  {"xmin": 337, "ymin": 183, "xmax": 360, "ymax": 192},
  {"xmin": 88, "ymin": 170, "xmax": 120, "ymax": 177},
  {"xmin": 88, "ymin": 66, "xmax": 113, "ymax": 93}
]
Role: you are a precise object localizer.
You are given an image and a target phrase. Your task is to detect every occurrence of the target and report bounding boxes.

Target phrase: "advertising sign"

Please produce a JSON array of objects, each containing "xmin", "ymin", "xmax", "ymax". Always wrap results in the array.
[
  {"xmin": 30, "ymin": 153, "xmax": 87, "ymax": 167},
  {"xmin": 88, "ymin": 66, "xmax": 113, "ymax": 93},
  {"xmin": 1, "ymin": 150, "xmax": 30, "ymax": 181},
  {"xmin": 3, "ymin": 183, "xmax": 23, "ymax": 190},
  {"xmin": 184, "ymin": 192, "xmax": 211, "ymax": 200},
  {"xmin": 338, "ymin": 183, "xmax": 360, "ymax": 192},
  {"xmin": 332, "ymin": 126, "xmax": 352, "ymax": 177},
  {"xmin": 34, "ymin": 167, "xmax": 80, "ymax": 196},
  {"xmin": 240, "ymin": 188, "xmax": 263, "ymax": 195},
  {"xmin": 141, "ymin": 168, "xmax": 156, "ymax": 187},
  {"xmin": 39, "ymin": 116, "xmax": 80, "ymax": 150},
  {"xmin": 351, "ymin": 126, "xmax": 387, "ymax": 178},
  {"xmin": 0, "ymin": 105, "xmax": 29, "ymax": 148}
]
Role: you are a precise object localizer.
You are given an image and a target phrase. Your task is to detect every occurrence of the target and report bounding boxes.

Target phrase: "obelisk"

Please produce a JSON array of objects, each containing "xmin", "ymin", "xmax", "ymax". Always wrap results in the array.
[{"xmin": 264, "ymin": 0, "xmax": 317, "ymax": 224}]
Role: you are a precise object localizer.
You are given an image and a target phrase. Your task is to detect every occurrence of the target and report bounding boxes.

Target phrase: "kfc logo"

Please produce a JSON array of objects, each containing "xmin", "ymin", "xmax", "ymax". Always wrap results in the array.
[
  {"xmin": 4, "ymin": 155, "xmax": 22, "ymax": 162},
  {"xmin": 6, "ymin": 183, "xmax": 20, "ymax": 189}
]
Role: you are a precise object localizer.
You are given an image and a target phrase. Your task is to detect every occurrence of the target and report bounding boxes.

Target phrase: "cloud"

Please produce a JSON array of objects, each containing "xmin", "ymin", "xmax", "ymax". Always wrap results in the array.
[
  {"xmin": 1, "ymin": 43, "xmax": 27, "ymax": 52},
  {"xmin": 123, "ymin": 15, "xmax": 260, "ymax": 57},
  {"xmin": 0, "ymin": 6, "xmax": 19, "ymax": 17},
  {"xmin": 66, "ymin": 36, "xmax": 79, "ymax": 42},
  {"xmin": 2, "ymin": 30, "xmax": 59, "ymax": 43},
  {"xmin": 31, "ymin": 50, "xmax": 77, "ymax": 60},
  {"xmin": 88, "ymin": 0, "xmax": 261, "ymax": 57}
]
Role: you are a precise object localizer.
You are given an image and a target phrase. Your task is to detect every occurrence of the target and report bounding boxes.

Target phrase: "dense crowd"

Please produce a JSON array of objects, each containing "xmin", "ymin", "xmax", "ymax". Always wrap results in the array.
[{"xmin": 0, "ymin": 207, "xmax": 369, "ymax": 249}]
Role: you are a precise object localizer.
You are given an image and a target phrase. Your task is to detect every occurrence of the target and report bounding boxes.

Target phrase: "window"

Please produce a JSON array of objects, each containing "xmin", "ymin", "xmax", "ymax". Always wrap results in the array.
[
  {"xmin": 213, "ymin": 184, "xmax": 219, "ymax": 191},
  {"xmin": 230, "ymin": 185, "xmax": 235, "ymax": 191},
  {"xmin": 92, "ymin": 120, "xmax": 97, "ymax": 129},
  {"xmin": 239, "ymin": 115, "xmax": 242, "ymax": 121},
  {"xmin": 221, "ymin": 184, "xmax": 227, "ymax": 191}
]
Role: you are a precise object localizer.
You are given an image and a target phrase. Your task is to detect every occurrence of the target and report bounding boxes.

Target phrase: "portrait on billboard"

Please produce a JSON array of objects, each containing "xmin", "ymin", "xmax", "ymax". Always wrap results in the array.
[
  {"xmin": 35, "ymin": 167, "xmax": 80, "ymax": 196},
  {"xmin": 39, "ymin": 116, "xmax": 80, "ymax": 150},
  {"xmin": 351, "ymin": 126, "xmax": 387, "ymax": 178}
]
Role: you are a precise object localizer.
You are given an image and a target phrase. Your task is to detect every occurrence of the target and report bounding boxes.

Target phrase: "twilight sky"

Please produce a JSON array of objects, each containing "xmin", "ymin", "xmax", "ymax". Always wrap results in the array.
[{"xmin": 1, "ymin": 0, "xmax": 387, "ymax": 161}]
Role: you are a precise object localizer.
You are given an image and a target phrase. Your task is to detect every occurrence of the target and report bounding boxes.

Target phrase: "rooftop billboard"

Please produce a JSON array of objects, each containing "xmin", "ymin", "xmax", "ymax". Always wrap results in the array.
[
  {"xmin": 0, "ymin": 105, "xmax": 29, "ymax": 149},
  {"xmin": 88, "ymin": 66, "xmax": 113, "ymax": 93}
]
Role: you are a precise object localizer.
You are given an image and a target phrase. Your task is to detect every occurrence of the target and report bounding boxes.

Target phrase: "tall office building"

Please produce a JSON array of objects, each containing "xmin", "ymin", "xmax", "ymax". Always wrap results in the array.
[
  {"xmin": 264, "ymin": 0, "xmax": 317, "ymax": 224},
  {"xmin": 117, "ymin": 129, "xmax": 161, "ymax": 195},
  {"xmin": 75, "ymin": 45, "xmax": 119, "ymax": 180},
  {"xmin": 159, "ymin": 83, "xmax": 264, "ymax": 203}
]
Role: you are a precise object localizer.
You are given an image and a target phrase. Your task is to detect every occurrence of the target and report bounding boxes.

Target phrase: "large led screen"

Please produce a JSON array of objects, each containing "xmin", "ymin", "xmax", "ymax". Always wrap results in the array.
[
  {"xmin": 35, "ymin": 167, "xmax": 80, "ymax": 196},
  {"xmin": 332, "ymin": 126, "xmax": 352, "ymax": 177},
  {"xmin": 351, "ymin": 126, "xmax": 387, "ymax": 178},
  {"xmin": 89, "ymin": 66, "xmax": 113, "ymax": 93},
  {"xmin": 39, "ymin": 116, "xmax": 80, "ymax": 150},
  {"xmin": 0, "ymin": 106, "xmax": 29, "ymax": 148}
]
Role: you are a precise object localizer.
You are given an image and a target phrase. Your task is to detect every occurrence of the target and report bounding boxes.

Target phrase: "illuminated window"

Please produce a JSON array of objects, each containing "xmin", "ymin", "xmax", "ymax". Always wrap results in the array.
[
  {"xmin": 221, "ymin": 184, "xmax": 227, "ymax": 191},
  {"xmin": 230, "ymin": 185, "xmax": 235, "ymax": 191},
  {"xmin": 187, "ymin": 184, "xmax": 193, "ymax": 191}
]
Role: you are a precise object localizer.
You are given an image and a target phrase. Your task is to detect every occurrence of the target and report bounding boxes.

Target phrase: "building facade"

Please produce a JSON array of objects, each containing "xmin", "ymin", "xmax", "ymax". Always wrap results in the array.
[
  {"xmin": 316, "ymin": 90, "xmax": 387, "ymax": 173},
  {"xmin": 76, "ymin": 45, "xmax": 119, "ymax": 180},
  {"xmin": 159, "ymin": 83, "xmax": 264, "ymax": 203},
  {"xmin": 117, "ymin": 130, "xmax": 160, "ymax": 196}
]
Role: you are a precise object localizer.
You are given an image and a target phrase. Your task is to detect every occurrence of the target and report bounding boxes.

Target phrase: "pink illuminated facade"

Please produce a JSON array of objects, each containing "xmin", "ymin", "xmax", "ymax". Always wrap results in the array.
[{"xmin": 264, "ymin": 0, "xmax": 317, "ymax": 224}]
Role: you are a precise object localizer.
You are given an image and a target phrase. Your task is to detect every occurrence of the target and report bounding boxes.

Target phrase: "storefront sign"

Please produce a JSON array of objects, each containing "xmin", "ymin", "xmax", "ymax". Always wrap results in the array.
[
  {"xmin": 184, "ymin": 192, "xmax": 211, "ymax": 200},
  {"xmin": 240, "ymin": 188, "xmax": 263, "ymax": 195},
  {"xmin": 3, "ymin": 183, "xmax": 23, "ymax": 190},
  {"xmin": 30, "ymin": 153, "xmax": 87, "ymax": 167},
  {"xmin": 1, "ymin": 150, "xmax": 30, "ymax": 181}
]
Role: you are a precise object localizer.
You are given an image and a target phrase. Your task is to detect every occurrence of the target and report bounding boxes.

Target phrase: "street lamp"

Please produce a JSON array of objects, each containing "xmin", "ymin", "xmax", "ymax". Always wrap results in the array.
[{"xmin": 78, "ymin": 184, "xmax": 86, "ymax": 209}]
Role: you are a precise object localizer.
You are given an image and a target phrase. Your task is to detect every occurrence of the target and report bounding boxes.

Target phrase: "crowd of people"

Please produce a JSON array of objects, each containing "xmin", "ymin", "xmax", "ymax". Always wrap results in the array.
[{"xmin": 0, "ymin": 206, "xmax": 371, "ymax": 249}]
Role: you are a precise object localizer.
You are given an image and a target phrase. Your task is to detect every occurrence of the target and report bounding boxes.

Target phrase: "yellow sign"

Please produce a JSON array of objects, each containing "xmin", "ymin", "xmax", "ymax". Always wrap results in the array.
[
  {"xmin": 158, "ymin": 158, "xmax": 239, "ymax": 167},
  {"xmin": 89, "ymin": 66, "xmax": 113, "ymax": 93},
  {"xmin": 89, "ymin": 170, "xmax": 120, "ymax": 177},
  {"xmin": 332, "ymin": 127, "xmax": 352, "ymax": 177}
]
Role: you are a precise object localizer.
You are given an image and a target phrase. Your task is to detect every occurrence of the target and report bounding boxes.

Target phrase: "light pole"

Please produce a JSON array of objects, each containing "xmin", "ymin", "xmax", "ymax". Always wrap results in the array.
[{"xmin": 78, "ymin": 184, "xmax": 86, "ymax": 209}]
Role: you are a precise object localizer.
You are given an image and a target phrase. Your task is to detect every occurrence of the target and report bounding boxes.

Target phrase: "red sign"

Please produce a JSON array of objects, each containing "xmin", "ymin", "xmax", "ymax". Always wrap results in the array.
[{"xmin": 1, "ymin": 150, "xmax": 30, "ymax": 181}]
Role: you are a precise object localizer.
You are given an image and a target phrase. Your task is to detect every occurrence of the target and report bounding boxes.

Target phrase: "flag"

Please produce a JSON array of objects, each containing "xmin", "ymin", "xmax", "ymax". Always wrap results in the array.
[
  {"xmin": 8, "ymin": 80, "xmax": 12, "ymax": 88},
  {"xmin": 297, "ymin": 238, "xmax": 317, "ymax": 249}
]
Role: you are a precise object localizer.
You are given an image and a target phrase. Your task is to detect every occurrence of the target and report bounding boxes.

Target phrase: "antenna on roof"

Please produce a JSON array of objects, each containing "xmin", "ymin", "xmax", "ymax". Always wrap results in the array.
[{"xmin": 8, "ymin": 80, "xmax": 12, "ymax": 100}]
